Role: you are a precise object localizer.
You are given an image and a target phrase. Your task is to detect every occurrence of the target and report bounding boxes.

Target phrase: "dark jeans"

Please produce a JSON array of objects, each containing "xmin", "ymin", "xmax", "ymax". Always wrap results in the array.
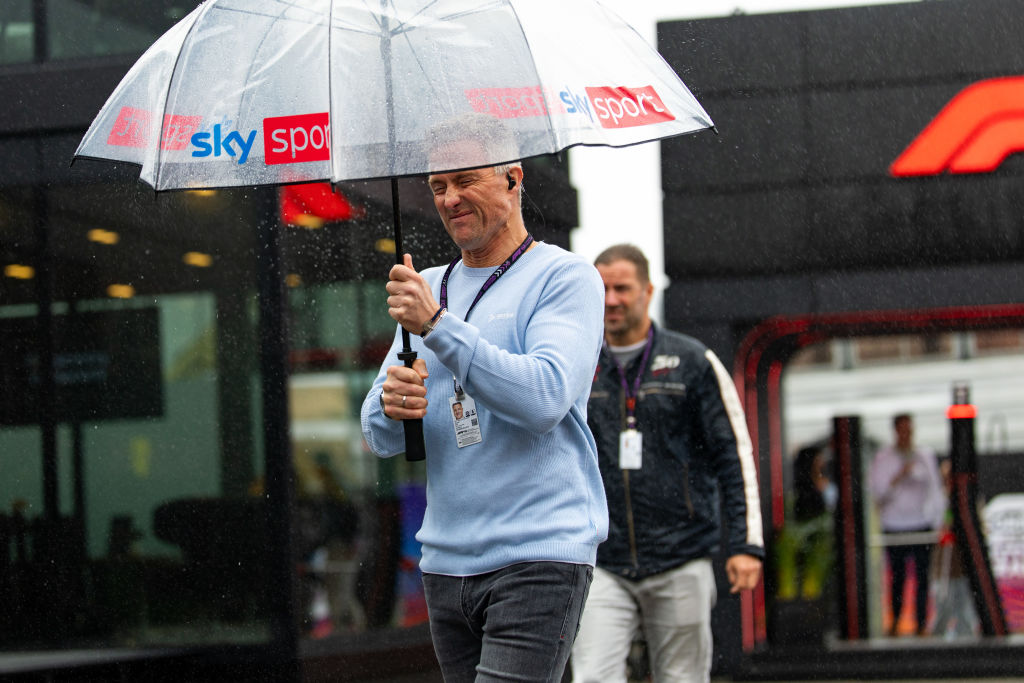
[
  {"xmin": 422, "ymin": 561, "xmax": 593, "ymax": 683},
  {"xmin": 886, "ymin": 537, "xmax": 933, "ymax": 632}
]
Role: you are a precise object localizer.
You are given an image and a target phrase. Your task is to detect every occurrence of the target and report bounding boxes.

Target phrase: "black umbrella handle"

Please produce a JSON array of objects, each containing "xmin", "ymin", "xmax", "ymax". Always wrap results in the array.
[{"xmin": 397, "ymin": 344, "xmax": 426, "ymax": 461}]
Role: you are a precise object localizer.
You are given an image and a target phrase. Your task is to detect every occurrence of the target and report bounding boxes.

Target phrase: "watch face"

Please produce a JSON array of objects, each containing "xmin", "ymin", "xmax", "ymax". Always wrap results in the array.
[{"xmin": 422, "ymin": 308, "xmax": 444, "ymax": 337}]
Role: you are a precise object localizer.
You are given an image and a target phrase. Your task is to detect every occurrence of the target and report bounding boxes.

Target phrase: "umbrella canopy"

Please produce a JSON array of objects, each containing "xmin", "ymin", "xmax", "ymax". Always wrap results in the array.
[{"xmin": 73, "ymin": 0, "xmax": 713, "ymax": 188}]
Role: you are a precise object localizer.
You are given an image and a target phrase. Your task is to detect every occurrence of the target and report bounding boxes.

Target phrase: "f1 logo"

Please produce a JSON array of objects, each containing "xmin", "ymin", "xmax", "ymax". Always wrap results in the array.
[{"xmin": 890, "ymin": 76, "xmax": 1024, "ymax": 176}]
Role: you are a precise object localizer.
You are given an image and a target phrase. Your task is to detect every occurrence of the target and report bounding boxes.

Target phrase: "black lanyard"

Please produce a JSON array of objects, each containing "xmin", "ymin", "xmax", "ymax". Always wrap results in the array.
[{"xmin": 609, "ymin": 325, "xmax": 654, "ymax": 429}]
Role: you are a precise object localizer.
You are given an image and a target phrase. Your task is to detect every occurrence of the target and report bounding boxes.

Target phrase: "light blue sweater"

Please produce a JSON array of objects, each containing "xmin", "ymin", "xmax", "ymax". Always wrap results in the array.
[{"xmin": 360, "ymin": 242, "xmax": 608, "ymax": 576}]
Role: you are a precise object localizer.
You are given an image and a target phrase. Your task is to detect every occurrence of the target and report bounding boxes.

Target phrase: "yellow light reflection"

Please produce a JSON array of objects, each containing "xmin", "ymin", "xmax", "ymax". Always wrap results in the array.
[
  {"xmin": 107, "ymin": 283, "xmax": 135, "ymax": 299},
  {"xmin": 87, "ymin": 229, "xmax": 119, "ymax": 245},
  {"xmin": 285, "ymin": 274, "xmax": 302, "ymax": 288},
  {"xmin": 4, "ymin": 264, "xmax": 34, "ymax": 279},
  {"xmin": 289, "ymin": 214, "xmax": 324, "ymax": 229},
  {"xmin": 375, "ymin": 238, "xmax": 396, "ymax": 254},
  {"xmin": 183, "ymin": 251, "xmax": 213, "ymax": 267},
  {"xmin": 187, "ymin": 189, "xmax": 217, "ymax": 197}
]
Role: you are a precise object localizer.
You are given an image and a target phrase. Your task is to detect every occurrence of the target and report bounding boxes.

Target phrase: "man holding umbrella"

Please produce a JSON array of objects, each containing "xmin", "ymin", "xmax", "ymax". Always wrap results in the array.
[{"xmin": 361, "ymin": 114, "xmax": 608, "ymax": 682}]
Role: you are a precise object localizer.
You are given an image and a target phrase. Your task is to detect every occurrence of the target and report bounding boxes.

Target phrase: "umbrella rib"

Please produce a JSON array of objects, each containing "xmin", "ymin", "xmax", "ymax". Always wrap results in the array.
[
  {"xmin": 394, "ymin": 26, "xmax": 450, "ymax": 111},
  {"xmin": 389, "ymin": 1, "xmax": 504, "ymax": 37},
  {"xmin": 232, "ymin": 2, "xmax": 302, "ymax": 162},
  {"xmin": 328, "ymin": 0, "xmax": 338, "ymax": 183},
  {"xmin": 388, "ymin": 1, "xmax": 512, "ymax": 127},
  {"xmin": 152, "ymin": 1, "xmax": 217, "ymax": 190},
  {"xmin": 358, "ymin": 0, "xmax": 386, "ymax": 34},
  {"xmin": 388, "ymin": 0, "xmax": 553, "ymax": 146},
  {"xmin": 219, "ymin": 1, "xmax": 324, "ymax": 22},
  {"xmin": 354, "ymin": 0, "xmax": 444, "ymax": 38},
  {"xmin": 215, "ymin": 2, "xmax": 382, "ymax": 41},
  {"xmin": 387, "ymin": 0, "xmax": 442, "ymax": 35},
  {"xmin": 502, "ymin": 1, "xmax": 560, "ymax": 156},
  {"xmin": 426, "ymin": 1, "xmax": 505, "ymax": 27}
]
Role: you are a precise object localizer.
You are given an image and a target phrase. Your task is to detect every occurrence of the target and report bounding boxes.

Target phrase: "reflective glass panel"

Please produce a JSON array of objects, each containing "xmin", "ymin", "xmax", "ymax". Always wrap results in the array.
[
  {"xmin": 0, "ymin": 0, "xmax": 33, "ymax": 64},
  {"xmin": 780, "ymin": 332, "xmax": 1024, "ymax": 644},
  {"xmin": 0, "ymin": 178, "xmax": 270, "ymax": 649},
  {"xmin": 46, "ymin": 1, "xmax": 191, "ymax": 60}
]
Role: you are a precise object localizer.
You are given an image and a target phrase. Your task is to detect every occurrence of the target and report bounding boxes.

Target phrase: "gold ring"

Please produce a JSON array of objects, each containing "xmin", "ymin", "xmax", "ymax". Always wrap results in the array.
[{"xmin": 401, "ymin": 395, "xmax": 407, "ymax": 408}]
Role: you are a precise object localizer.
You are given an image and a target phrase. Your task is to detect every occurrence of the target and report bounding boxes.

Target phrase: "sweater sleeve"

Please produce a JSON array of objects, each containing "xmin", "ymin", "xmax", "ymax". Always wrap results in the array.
[
  {"xmin": 359, "ymin": 324, "xmax": 407, "ymax": 458},
  {"xmin": 423, "ymin": 256, "xmax": 604, "ymax": 434}
]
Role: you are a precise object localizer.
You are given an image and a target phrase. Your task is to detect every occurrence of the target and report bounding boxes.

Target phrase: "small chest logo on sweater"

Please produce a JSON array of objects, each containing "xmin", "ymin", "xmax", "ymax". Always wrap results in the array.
[
  {"xmin": 650, "ymin": 354, "xmax": 680, "ymax": 376},
  {"xmin": 488, "ymin": 312, "xmax": 514, "ymax": 323}
]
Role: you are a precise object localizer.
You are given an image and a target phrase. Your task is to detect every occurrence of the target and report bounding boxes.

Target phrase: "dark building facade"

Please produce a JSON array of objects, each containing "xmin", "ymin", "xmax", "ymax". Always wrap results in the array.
[
  {"xmin": 661, "ymin": 0, "xmax": 1024, "ymax": 359},
  {"xmin": 660, "ymin": 1, "xmax": 1024, "ymax": 678},
  {"xmin": 4, "ymin": 0, "xmax": 1024, "ymax": 679}
]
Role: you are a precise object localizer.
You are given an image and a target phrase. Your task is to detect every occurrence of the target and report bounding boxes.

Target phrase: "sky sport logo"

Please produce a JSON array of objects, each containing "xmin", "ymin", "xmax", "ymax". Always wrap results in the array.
[
  {"xmin": 105, "ymin": 107, "xmax": 333, "ymax": 166},
  {"xmin": 584, "ymin": 86, "xmax": 675, "ymax": 129},
  {"xmin": 465, "ymin": 85, "xmax": 675, "ymax": 129},
  {"xmin": 890, "ymin": 76, "xmax": 1024, "ymax": 176},
  {"xmin": 264, "ymin": 112, "xmax": 331, "ymax": 165}
]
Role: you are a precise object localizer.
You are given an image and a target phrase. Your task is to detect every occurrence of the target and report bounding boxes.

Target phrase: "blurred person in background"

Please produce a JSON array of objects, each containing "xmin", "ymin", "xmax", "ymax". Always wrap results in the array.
[
  {"xmin": 868, "ymin": 413, "xmax": 945, "ymax": 636},
  {"xmin": 572, "ymin": 244, "xmax": 764, "ymax": 683}
]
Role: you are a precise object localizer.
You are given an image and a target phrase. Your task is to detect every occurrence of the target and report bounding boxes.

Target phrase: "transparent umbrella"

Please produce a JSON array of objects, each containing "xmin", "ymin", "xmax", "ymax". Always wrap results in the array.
[{"xmin": 74, "ymin": 0, "xmax": 715, "ymax": 459}]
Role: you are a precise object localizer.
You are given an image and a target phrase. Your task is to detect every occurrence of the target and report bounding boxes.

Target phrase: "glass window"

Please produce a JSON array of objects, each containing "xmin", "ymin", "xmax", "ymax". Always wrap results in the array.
[
  {"xmin": 46, "ymin": 1, "xmax": 191, "ymax": 60},
  {"xmin": 0, "ymin": 179, "xmax": 271, "ymax": 649},
  {"xmin": 0, "ymin": 0, "xmax": 33, "ymax": 64},
  {"xmin": 280, "ymin": 182, "xmax": 435, "ymax": 638},
  {"xmin": 779, "ymin": 332, "xmax": 1024, "ymax": 643}
]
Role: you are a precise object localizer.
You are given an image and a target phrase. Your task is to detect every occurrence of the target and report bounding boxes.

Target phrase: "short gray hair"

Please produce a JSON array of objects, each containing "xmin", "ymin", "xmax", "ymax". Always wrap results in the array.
[{"xmin": 427, "ymin": 112, "xmax": 522, "ymax": 175}]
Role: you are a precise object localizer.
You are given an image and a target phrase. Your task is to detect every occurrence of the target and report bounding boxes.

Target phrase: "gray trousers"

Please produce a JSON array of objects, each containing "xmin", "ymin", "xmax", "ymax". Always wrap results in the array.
[{"xmin": 572, "ymin": 558, "xmax": 716, "ymax": 683}]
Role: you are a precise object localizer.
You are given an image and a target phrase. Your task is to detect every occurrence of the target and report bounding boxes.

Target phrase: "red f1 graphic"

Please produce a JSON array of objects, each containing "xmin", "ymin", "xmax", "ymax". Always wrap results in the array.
[{"xmin": 890, "ymin": 76, "xmax": 1024, "ymax": 176}]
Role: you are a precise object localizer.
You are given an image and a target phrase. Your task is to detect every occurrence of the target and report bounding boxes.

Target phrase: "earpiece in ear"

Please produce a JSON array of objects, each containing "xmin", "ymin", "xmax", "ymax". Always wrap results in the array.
[{"xmin": 507, "ymin": 173, "xmax": 516, "ymax": 191}]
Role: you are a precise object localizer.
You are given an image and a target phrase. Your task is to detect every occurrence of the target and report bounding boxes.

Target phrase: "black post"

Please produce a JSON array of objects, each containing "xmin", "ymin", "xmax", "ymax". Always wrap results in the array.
[
  {"xmin": 833, "ymin": 415, "xmax": 868, "ymax": 640},
  {"xmin": 68, "ymin": 301, "xmax": 85, "ymax": 529},
  {"xmin": 216, "ymin": 286, "xmax": 256, "ymax": 496},
  {"xmin": 256, "ymin": 188, "xmax": 300, "ymax": 679},
  {"xmin": 947, "ymin": 382, "xmax": 1007, "ymax": 636},
  {"xmin": 32, "ymin": 0, "xmax": 46, "ymax": 64},
  {"xmin": 34, "ymin": 186, "xmax": 58, "ymax": 520}
]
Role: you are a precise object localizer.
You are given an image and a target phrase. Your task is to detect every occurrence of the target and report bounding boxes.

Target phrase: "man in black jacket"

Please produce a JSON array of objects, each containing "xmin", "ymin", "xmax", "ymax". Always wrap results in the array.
[{"xmin": 572, "ymin": 244, "xmax": 764, "ymax": 683}]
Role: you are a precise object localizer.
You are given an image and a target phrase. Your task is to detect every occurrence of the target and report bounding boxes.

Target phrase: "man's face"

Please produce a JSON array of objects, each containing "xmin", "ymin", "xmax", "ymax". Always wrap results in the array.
[
  {"xmin": 596, "ymin": 259, "xmax": 653, "ymax": 344},
  {"xmin": 453, "ymin": 403, "xmax": 464, "ymax": 419},
  {"xmin": 428, "ymin": 141, "xmax": 515, "ymax": 252},
  {"xmin": 895, "ymin": 417, "xmax": 913, "ymax": 446}
]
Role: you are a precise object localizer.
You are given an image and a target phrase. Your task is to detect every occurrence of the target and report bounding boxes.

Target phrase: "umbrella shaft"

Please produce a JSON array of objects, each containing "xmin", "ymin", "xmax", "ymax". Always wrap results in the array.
[
  {"xmin": 380, "ymin": 1, "xmax": 397, "ymax": 173},
  {"xmin": 391, "ymin": 177, "xmax": 411, "ymax": 352}
]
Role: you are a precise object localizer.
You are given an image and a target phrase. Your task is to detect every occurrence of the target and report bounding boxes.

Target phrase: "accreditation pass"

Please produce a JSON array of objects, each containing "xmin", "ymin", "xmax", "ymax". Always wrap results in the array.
[
  {"xmin": 619, "ymin": 428, "xmax": 642, "ymax": 469},
  {"xmin": 450, "ymin": 395, "xmax": 482, "ymax": 448}
]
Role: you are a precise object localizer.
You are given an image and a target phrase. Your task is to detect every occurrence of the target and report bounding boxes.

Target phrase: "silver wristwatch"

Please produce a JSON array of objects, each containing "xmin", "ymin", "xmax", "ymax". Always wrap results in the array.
[{"xmin": 420, "ymin": 307, "xmax": 446, "ymax": 338}]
